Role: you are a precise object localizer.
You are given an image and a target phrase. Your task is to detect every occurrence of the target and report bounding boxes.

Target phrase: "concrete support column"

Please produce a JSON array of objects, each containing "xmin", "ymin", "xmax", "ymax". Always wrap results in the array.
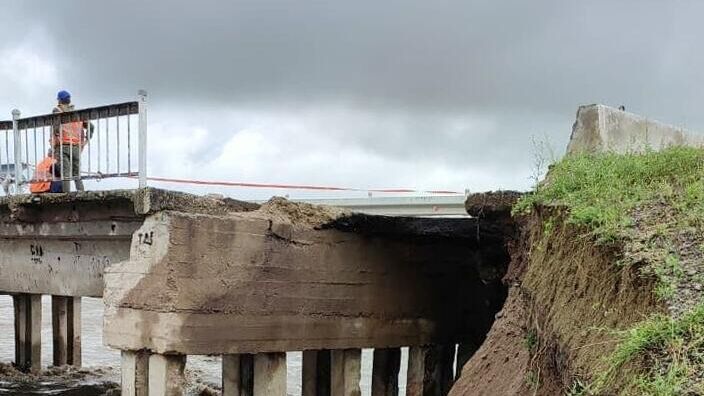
[
  {"xmin": 253, "ymin": 352, "xmax": 287, "ymax": 396},
  {"xmin": 406, "ymin": 345, "xmax": 455, "ymax": 396},
  {"xmin": 67, "ymin": 297, "xmax": 81, "ymax": 366},
  {"xmin": 371, "ymin": 348, "xmax": 401, "ymax": 396},
  {"xmin": 148, "ymin": 354, "xmax": 186, "ymax": 396},
  {"xmin": 331, "ymin": 349, "xmax": 361, "ymax": 396},
  {"xmin": 222, "ymin": 354, "xmax": 254, "ymax": 396},
  {"xmin": 302, "ymin": 350, "xmax": 331, "ymax": 396},
  {"xmin": 121, "ymin": 350, "xmax": 150, "ymax": 396},
  {"xmin": 240, "ymin": 354, "xmax": 254, "ymax": 396},
  {"xmin": 13, "ymin": 294, "xmax": 42, "ymax": 373},
  {"xmin": 222, "ymin": 354, "xmax": 241, "ymax": 396},
  {"xmin": 406, "ymin": 346, "xmax": 424, "ymax": 396},
  {"xmin": 52, "ymin": 296, "xmax": 82, "ymax": 366}
]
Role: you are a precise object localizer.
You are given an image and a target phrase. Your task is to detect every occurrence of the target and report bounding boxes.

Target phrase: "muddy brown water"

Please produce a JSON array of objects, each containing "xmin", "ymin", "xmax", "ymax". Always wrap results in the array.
[{"xmin": 0, "ymin": 296, "xmax": 409, "ymax": 395}]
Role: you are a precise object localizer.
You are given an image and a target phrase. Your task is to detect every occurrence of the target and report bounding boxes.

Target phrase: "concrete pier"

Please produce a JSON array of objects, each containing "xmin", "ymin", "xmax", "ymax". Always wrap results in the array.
[
  {"xmin": 148, "ymin": 354, "xmax": 186, "ymax": 396},
  {"xmin": 253, "ymin": 353, "xmax": 287, "ymax": 395},
  {"xmin": 406, "ymin": 347, "xmax": 426, "ymax": 396},
  {"xmin": 240, "ymin": 354, "xmax": 254, "ymax": 396},
  {"xmin": 407, "ymin": 345, "xmax": 455, "ymax": 396},
  {"xmin": 222, "ymin": 354, "xmax": 241, "ymax": 396},
  {"xmin": 13, "ymin": 294, "xmax": 42, "ymax": 373},
  {"xmin": 52, "ymin": 296, "xmax": 82, "ymax": 366},
  {"xmin": 331, "ymin": 349, "xmax": 361, "ymax": 396},
  {"xmin": 302, "ymin": 350, "xmax": 331, "ymax": 396},
  {"xmin": 371, "ymin": 348, "xmax": 401, "ymax": 396},
  {"xmin": 121, "ymin": 350, "xmax": 150, "ymax": 396}
]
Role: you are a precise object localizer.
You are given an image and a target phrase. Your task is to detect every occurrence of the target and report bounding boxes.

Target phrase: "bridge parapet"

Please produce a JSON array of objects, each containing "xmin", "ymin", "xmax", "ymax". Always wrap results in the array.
[{"xmin": 566, "ymin": 104, "xmax": 704, "ymax": 154}]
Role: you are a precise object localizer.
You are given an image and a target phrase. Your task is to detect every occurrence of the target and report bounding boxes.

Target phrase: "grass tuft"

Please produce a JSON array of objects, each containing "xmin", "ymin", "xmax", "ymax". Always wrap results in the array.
[
  {"xmin": 592, "ymin": 303, "xmax": 704, "ymax": 394},
  {"xmin": 513, "ymin": 147, "xmax": 704, "ymax": 243}
]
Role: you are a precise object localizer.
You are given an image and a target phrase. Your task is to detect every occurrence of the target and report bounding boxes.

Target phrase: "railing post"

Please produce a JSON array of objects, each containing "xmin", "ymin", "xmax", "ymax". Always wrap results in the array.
[
  {"xmin": 137, "ymin": 90, "xmax": 148, "ymax": 188},
  {"xmin": 11, "ymin": 109, "xmax": 21, "ymax": 192}
]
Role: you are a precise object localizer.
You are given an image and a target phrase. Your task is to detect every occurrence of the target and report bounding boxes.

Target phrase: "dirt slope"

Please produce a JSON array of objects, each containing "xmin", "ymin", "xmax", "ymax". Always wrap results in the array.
[{"xmin": 452, "ymin": 148, "xmax": 704, "ymax": 395}]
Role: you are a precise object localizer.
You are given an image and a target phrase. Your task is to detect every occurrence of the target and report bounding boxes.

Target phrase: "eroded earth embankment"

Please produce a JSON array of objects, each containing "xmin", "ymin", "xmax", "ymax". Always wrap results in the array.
[
  {"xmin": 453, "ymin": 148, "xmax": 704, "ymax": 395},
  {"xmin": 451, "ymin": 207, "xmax": 659, "ymax": 395}
]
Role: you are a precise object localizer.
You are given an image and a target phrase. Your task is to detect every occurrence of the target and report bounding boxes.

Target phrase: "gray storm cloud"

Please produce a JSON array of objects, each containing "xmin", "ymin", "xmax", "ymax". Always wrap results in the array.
[
  {"xmin": 8, "ymin": 1, "xmax": 703, "ymax": 119},
  {"xmin": 0, "ymin": 1, "xmax": 702, "ymax": 195}
]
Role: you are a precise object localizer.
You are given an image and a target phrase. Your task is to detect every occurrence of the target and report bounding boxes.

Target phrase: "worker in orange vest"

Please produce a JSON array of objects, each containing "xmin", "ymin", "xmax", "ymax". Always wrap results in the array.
[
  {"xmin": 30, "ymin": 149, "xmax": 62, "ymax": 194},
  {"xmin": 52, "ymin": 90, "xmax": 92, "ymax": 192}
]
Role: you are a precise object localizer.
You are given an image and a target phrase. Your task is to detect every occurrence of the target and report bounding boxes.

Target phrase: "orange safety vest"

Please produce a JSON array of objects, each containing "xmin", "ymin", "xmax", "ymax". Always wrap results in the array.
[
  {"xmin": 30, "ymin": 157, "xmax": 57, "ymax": 193},
  {"xmin": 52, "ymin": 121, "xmax": 85, "ymax": 147}
]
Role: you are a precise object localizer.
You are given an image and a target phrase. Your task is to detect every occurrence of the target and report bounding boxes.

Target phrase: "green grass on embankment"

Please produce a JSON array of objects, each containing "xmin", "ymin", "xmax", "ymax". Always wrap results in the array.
[
  {"xmin": 593, "ymin": 303, "xmax": 704, "ymax": 395},
  {"xmin": 514, "ymin": 146, "xmax": 704, "ymax": 244},
  {"xmin": 513, "ymin": 147, "xmax": 704, "ymax": 395}
]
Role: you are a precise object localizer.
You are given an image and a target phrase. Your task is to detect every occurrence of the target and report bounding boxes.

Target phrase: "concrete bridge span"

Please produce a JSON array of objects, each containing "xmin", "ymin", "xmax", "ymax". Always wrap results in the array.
[
  {"xmin": 0, "ymin": 189, "xmax": 256, "ymax": 297},
  {"xmin": 0, "ymin": 189, "xmax": 515, "ymax": 396}
]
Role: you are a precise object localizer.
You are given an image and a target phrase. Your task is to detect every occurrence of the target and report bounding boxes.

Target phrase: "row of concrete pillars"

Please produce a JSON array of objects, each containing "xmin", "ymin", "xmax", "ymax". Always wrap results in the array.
[
  {"xmin": 12, "ymin": 293, "xmax": 82, "ymax": 373},
  {"xmin": 121, "ymin": 345, "xmax": 461, "ymax": 396}
]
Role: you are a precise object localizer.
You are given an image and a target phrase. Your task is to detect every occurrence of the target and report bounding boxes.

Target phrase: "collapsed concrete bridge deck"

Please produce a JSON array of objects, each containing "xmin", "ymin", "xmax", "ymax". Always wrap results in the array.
[{"xmin": 0, "ymin": 188, "xmax": 517, "ymax": 395}]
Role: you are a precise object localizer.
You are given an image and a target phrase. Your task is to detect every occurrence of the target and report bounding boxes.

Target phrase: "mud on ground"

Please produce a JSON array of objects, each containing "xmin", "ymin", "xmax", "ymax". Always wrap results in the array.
[{"xmin": 0, "ymin": 364, "xmax": 120, "ymax": 395}]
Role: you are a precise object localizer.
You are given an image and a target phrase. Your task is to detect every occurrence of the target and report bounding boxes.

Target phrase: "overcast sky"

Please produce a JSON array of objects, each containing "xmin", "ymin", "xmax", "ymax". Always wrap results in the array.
[{"xmin": 1, "ymin": 1, "xmax": 702, "ymax": 199}]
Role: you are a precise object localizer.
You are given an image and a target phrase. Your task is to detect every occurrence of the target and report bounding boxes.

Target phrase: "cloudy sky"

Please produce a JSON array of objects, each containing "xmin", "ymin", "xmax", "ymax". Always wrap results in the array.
[{"xmin": 0, "ymin": 1, "xmax": 702, "ymax": 200}]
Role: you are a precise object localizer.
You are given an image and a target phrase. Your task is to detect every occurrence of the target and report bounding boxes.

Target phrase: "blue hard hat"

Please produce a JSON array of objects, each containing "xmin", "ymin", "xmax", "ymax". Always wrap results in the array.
[{"xmin": 57, "ymin": 90, "xmax": 71, "ymax": 101}]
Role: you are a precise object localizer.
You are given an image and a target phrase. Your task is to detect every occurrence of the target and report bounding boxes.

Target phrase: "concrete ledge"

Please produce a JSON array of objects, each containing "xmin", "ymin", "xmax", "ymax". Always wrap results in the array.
[
  {"xmin": 0, "ymin": 188, "xmax": 258, "ymax": 297},
  {"xmin": 566, "ymin": 104, "xmax": 704, "ymax": 154},
  {"xmin": 0, "ymin": 188, "xmax": 258, "ymax": 222}
]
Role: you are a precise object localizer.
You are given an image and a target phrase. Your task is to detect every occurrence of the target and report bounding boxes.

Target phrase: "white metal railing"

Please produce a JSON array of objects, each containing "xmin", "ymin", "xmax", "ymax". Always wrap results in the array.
[{"xmin": 0, "ymin": 90, "xmax": 147, "ymax": 195}]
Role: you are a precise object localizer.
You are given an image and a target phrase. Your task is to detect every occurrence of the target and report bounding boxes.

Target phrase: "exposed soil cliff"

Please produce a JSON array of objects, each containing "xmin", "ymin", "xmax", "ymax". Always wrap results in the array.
[{"xmin": 452, "ymin": 147, "xmax": 704, "ymax": 395}]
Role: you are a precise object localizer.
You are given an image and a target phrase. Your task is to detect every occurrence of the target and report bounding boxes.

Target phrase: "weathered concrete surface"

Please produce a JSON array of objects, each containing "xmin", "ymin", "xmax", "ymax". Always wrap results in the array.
[
  {"xmin": 566, "ymin": 104, "xmax": 704, "ymax": 154},
  {"xmin": 331, "ymin": 349, "xmax": 361, "ymax": 396},
  {"xmin": 103, "ymin": 204, "xmax": 507, "ymax": 354},
  {"xmin": 222, "ymin": 354, "xmax": 242, "ymax": 396},
  {"xmin": 51, "ymin": 296, "xmax": 82, "ymax": 366},
  {"xmin": 406, "ymin": 345, "xmax": 454, "ymax": 396},
  {"xmin": 148, "ymin": 354, "xmax": 186, "ymax": 396},
  {"xmin": 121, "ymin": 350, "xmax": 150, "ymax": 396},
  {"xmin": 302, "ymin": 350, "xmax": 331, "ymax": 396},
  {"xmin": 371, "ymin": 348, "xmax": 401, "ymax": 396},
  {"xmin": 0, "ymin": 188, "xmax": 257, "ymax": 297},
  {"xmin": 13, "ymin": 294, "xmax": 42, "ymax": 373},
  {"xmin": 253, "ymin": 352, "xmax": 287, "ymax": 395}
]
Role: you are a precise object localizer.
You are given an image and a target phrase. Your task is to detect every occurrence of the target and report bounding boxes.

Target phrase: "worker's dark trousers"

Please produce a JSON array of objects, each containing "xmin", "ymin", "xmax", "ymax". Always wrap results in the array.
[{"xmin": 55, "ymin": 145, "xmax": 84, "ymax": 192}]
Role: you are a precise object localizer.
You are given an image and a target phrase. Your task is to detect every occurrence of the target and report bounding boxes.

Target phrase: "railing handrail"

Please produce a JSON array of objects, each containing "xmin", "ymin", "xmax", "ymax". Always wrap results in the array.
[
  {"xmin": 0, "ymin": 90, "xmax": 148, "ymax": 194},
  {"xmin": 0, "ymin": 101, "xmax": 139, "ymax": 131}
]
